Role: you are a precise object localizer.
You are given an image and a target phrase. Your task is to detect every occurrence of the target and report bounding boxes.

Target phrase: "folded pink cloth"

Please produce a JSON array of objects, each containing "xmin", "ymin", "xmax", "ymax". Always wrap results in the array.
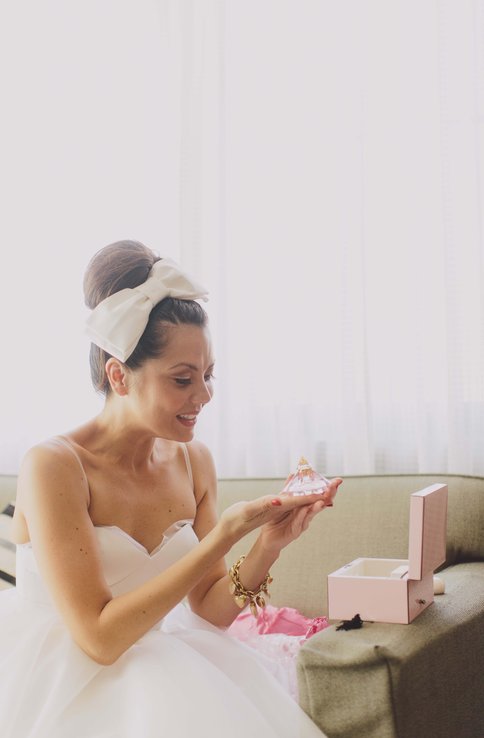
[{"xmin": 228, "ymin": 604, "xmax": 329, "ymax": 641}]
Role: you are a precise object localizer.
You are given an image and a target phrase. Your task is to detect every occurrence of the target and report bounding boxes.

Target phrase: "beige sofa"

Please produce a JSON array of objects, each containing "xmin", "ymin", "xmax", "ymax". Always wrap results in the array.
[{"xmin": 1, "ymin": 473, "xmax": 483, "ymax": 738}]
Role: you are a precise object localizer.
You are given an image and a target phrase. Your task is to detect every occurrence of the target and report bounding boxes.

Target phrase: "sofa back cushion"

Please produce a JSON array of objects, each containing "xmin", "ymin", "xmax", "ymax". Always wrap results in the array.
[{"xmin": 0, "ymin": 476, "xmax": 16, "ymax": 512}]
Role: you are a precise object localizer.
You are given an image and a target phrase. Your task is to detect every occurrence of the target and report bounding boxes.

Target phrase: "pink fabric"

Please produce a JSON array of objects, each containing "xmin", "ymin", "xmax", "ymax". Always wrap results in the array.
[
  {"xmin": 226, "ymin": 606, "xmax": 329, "ymax": 701},
  {"xmin": 228, "ymin": 604, "xmax": 329, "ymax": 641}
]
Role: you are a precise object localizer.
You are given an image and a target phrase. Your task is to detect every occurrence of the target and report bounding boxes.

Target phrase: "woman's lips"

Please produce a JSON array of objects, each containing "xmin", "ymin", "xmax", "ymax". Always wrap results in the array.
[{"xmin": 177, "ymin": 414, "xmax": 198, "ymax": 427}]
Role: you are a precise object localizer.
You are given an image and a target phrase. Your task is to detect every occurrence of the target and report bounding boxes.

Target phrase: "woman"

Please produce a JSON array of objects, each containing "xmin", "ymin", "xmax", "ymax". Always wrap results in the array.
[{"xmin": 0, "ymin": 240, "xmax": 341, "ymax": 737}]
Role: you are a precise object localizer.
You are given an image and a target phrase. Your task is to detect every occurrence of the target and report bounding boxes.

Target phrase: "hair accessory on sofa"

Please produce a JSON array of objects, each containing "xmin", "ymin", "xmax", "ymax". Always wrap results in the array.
[
  {"xmin": 336, "ymin": 613, "xmax": 363, "ymax": 631},
  {"xmin": 85, "ymin": 258, "xmax": 209, "ymax": 362},
  {"xmin": 228, "ymin": 555, "xmax": 273, "ymax": 617}
]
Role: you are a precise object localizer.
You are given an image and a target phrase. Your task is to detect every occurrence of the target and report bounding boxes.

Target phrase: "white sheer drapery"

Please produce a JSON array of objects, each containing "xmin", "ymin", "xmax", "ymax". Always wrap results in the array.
[{"xmin": 1, "ymin": 1, "xmax": 484, "ymax": 479}]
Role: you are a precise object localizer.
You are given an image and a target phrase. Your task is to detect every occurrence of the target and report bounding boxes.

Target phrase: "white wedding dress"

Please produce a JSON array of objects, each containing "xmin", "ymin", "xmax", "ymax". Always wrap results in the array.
[{"xmin": 0, "ymin": 517, "xmax": 326, "ymax": 738}]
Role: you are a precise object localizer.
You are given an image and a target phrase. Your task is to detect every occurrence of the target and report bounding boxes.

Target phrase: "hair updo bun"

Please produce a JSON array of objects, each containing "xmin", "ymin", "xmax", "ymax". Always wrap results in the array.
[{"xmin": 84, "ymin": 240, "xmax": 208, "ymax": 395}]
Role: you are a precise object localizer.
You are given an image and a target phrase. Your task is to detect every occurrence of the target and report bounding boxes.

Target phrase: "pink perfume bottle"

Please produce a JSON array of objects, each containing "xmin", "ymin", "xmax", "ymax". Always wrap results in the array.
[{"xmin": 282, "ymin": 457, "xmax": 336, "ymax": 506}]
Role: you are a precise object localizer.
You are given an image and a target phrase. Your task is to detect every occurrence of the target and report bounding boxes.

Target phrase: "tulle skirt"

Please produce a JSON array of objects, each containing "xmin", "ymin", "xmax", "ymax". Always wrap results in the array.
[{"xmin": 0, "ymin": 589, "xmax": 325, "ymax": 738}]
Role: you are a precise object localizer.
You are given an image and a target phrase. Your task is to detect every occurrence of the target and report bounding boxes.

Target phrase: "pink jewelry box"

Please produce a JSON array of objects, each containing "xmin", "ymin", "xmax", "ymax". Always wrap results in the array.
[{"xmin": 327, "ymin": 484, "xmax": 448, "ymax": 624}]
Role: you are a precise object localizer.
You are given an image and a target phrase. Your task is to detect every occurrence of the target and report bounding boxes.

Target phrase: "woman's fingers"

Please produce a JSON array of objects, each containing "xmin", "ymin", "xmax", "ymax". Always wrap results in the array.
[
  {"xmin": 299, "ymin": 499, "xmax": 325, "ymax": 532},
  {"xmin": 322, "ymin": 477, "xmax": 343, "ymax": 506},
  {"xmin": 225, "ymin": 478, "xmax": 343, "ymax": 539},
  {"xmin": 287, "ymin": 498, "xmax": 327, "ymax": 535},
  {"xmin": 238, "ymin": 493, "xmax": 315, "ymax": 531},
  {"xmin": 278, "ymin": 490, "xmax": 331, "ymax": 506}
]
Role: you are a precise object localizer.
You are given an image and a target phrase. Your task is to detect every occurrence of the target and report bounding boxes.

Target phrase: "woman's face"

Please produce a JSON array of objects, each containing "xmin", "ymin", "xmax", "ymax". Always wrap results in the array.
[{"xmin": 128, "ymin": 323, "xmax": 215, "ymax": 442}]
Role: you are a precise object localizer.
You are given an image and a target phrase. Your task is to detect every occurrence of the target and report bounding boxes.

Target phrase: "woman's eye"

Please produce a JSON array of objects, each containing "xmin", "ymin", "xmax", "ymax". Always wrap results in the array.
[{"xmin": 174, "ymin": 373, "xmax": 215, "ymax": 386}]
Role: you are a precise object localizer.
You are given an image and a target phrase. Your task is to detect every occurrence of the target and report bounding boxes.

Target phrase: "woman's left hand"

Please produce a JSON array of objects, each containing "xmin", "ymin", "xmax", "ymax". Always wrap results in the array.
[{"xmin": 258, "ymin": 477, "xmax": 343, "ymax": 554}]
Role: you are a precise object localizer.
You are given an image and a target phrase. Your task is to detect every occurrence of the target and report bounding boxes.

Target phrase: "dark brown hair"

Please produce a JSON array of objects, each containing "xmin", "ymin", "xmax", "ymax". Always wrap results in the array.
[{"xmin": 84, "ymin": 240, "xmax": 208, "ymax": 395}]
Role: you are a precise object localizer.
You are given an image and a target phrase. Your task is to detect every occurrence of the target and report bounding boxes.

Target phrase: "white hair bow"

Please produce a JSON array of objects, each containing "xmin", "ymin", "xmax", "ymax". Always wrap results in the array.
[{"xmin": 85, "ymin": 258, "xmax": 208, "ymax": 362}]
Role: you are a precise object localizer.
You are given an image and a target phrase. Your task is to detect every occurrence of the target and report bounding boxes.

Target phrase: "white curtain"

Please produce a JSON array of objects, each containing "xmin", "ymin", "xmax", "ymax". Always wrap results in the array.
[{"xmin": 1, "ymin": 1, "xmax": 484, "ymax": 480}]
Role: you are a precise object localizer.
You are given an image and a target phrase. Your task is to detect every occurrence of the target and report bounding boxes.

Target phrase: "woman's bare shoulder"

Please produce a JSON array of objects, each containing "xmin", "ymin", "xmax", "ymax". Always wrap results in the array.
[
  {"xmin": 19, "ymin": 436, "xmax": 81, "ymax": 474},
  {"xmin": 17, "ymin": 437, "xmax": 89, "ymax": 507},
  {"xmin": 13, "ymin": 437, "xmax": 90, "ymax": 543}
]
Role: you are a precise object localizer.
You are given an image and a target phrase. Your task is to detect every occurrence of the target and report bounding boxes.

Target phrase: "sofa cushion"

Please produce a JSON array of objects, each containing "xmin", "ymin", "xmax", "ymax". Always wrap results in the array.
[
  {"xmin": 297, "ymin": 562, "xmax": 484, "ymax": 738},
  {"xmin": 443, "ymin": 476, "xmax": 484, "ymax": 566}
]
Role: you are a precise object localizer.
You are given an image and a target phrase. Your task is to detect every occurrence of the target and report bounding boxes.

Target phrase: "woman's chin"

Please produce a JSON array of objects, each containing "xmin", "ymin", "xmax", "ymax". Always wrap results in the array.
[{"xmin": 162, "ymin": 424, "xmax": 196, "ymax": 443}]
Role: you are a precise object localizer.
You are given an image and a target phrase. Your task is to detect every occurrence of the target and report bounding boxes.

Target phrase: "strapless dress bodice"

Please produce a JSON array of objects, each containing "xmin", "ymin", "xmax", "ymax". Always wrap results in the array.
[{"xmin": 15, "ymin": 520, "xmax": 198, "ymax": 605}]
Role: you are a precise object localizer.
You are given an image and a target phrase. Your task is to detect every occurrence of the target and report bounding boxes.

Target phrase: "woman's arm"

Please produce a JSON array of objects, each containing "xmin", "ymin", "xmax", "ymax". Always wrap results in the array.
[
  {"xmin": 187, "ymin": 442, "xmax": 342, "ymax": 626},
  {"xmin": 18, "ymin": 441, "xmax": 326, "ymax": 664},
  {"xmin": 187, "ymin": 441, "xmax": 280, "ymax": 626}
]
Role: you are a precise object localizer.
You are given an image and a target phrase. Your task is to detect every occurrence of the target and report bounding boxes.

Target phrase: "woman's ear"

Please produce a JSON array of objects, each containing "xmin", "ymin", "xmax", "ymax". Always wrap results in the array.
[{"xmin": 105, "ymin": 358, "xmax": 129, "ymax": 396}]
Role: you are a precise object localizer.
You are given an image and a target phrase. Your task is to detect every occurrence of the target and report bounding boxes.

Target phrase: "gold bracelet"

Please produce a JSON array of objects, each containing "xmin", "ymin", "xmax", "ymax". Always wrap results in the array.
[{"xmin": 228, "ymin": 555, "xmax": 273, "ymax": 617}]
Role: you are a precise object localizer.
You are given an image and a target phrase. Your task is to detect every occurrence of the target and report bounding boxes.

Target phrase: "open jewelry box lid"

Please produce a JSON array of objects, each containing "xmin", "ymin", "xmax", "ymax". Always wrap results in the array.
[{"xmin": 407, "ymin": 484, "xmax": 448, "ymax": 580}]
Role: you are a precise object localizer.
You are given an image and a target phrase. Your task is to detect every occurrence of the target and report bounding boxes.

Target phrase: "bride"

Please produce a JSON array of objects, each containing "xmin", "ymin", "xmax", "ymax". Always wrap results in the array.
[{"xmin": 0, "ymin": 240, "xmax": 341, "ymax": 738}]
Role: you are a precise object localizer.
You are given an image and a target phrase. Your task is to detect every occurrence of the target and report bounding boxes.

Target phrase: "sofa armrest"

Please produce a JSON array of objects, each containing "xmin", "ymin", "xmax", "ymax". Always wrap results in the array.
[{"xmin": 297, "ymin": 563, "xmax": 484, "ymax": 738}]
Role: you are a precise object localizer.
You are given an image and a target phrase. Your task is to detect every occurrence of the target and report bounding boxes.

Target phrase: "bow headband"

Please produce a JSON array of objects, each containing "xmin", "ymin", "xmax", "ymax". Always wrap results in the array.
[{"xmin": 85, "ymin": 258, "xmax": 209, "ymax": 362}]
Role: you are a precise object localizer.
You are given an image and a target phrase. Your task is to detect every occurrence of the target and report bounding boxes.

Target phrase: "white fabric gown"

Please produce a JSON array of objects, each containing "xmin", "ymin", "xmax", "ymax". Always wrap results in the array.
[{"xmin": 0, "ymin": 520, "xmax": 325, "ymax": 738}]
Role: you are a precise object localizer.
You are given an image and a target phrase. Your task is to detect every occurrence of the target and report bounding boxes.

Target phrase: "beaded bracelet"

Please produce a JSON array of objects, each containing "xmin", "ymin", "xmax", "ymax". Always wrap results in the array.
[{"xmin": 228, "ymin": 555, "xmax": 273, "ymax": 617}]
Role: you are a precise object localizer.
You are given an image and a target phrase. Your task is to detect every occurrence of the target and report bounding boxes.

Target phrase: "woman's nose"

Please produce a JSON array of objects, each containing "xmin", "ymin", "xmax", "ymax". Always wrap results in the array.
[{"xmin": 192, "ymin": 379, "xmax": 213, "ymax": 404}]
